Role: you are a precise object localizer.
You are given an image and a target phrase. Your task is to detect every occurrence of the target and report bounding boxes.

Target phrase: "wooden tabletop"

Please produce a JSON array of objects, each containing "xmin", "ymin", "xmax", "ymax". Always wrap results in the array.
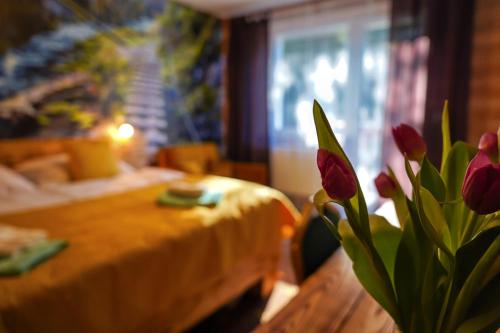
[{"xmin": 254, "ymin": 250, "xmax": 396, "ymax": 333}]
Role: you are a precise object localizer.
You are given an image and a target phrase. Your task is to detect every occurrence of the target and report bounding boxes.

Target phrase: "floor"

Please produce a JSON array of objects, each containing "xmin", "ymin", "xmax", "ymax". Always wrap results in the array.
[
  {"xmin": 255, "ymin": 250, "xmax": 395, "ymax": 333},
  {"xmin": 186, "ymin": 284, "xmax": 270, "ymax": 333}
]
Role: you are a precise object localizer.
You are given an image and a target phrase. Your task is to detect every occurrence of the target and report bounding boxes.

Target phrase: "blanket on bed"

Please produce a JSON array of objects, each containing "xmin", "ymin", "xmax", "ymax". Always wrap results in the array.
[{"xmin": 0, "ymin": 175, "xmax": 298, "ymax": 333}]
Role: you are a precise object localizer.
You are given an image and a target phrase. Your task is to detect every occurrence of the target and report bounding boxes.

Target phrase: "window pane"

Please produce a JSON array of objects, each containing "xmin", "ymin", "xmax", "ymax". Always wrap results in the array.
[
  {"xmin": 357, "ymin": 25, "xmax": 389, "ymax": 206},
  {"xmin": 269, "ymin": 7, "xmax": 389, "ymax": 205},
  {"xmin": 271, "ymin": 29, "xmax": 349, "ymax": 149}
]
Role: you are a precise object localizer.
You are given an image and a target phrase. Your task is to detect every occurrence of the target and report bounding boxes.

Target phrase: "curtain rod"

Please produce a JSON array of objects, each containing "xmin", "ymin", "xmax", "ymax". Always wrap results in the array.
[{"xmin": 244, "ymin": 0, "xmax": 387, "ymax": 22}]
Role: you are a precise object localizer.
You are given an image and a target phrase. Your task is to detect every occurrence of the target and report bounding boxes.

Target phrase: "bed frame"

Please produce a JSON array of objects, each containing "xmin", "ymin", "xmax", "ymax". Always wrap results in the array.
[{"xmin": 168, "ymin": 256, "xmax": 277, "ymax": 332}]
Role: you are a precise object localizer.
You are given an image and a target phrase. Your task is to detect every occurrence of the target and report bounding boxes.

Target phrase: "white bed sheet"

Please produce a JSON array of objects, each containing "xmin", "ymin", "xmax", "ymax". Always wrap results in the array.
[
  {"xmin": 0, "ymin": 191, "xmax": 70, "ymax": 215},
  {"xmin": 0, "ymin": 168, "xmax": 184, "ymax": 215}
]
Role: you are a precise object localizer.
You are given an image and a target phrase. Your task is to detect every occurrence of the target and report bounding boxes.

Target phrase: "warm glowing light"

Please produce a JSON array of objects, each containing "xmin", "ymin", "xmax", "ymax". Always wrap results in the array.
[
  {"xmin": 108, "ymin": 123, "xmax": 135, "ymax": 142},
  {"xmin": 118, "ymin": 123, "xmax": 134, "ymax": 139}
]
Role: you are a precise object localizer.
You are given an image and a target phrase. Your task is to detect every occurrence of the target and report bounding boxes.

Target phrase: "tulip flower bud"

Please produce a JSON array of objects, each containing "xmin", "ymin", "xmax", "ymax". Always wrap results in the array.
[
  {"xmin": 374, "ymin": 172, "xmax": 397, "ymax": 198},
  {"xmin": 461, "ymin": 150, "xmax": 500, "ymax": 215},
  {"xmin": 392, "ymin": 124, "xmax": 427, "ymax": 162},
  {"xmin": 317, "ymin": 149, "xmax": 357, "ymax": 201},
  {"xmin": 478, "ymin": 132, "xmax": 498, "ymax": 161}
]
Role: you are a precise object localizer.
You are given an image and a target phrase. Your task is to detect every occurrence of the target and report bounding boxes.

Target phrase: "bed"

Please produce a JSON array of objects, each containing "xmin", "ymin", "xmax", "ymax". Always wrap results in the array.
[{"xmin": 0, "ymin": 139, "xmax": 299, "ymax": 333}]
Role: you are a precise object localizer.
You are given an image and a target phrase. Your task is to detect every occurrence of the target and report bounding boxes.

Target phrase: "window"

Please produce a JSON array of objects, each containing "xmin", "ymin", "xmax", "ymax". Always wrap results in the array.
[{"xmin": 269, "ymin": 2, "xmax": 389, "ymax": 207}]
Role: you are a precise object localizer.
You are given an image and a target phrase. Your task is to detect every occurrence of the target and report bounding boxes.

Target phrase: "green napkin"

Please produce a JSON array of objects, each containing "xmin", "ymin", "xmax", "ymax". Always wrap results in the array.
[
  {"xmin": 0, "ymin": 240, "xmax": 68, "ymax": 276},
  {"xmin": 157, "ymin": 191, "xmax": 223, "ymax": 208}
]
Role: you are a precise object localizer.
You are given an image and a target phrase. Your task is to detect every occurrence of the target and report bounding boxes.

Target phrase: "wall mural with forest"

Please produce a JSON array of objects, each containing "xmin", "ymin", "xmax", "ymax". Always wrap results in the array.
[{"xmin": 0, "ymin": 0, "xmax": 222, "ymax": 155}]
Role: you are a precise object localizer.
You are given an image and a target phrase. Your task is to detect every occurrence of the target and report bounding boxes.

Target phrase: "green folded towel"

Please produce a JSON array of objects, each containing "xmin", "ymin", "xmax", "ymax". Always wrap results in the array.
[
  {"xmin": 0, "ymin": 240, "xmax": 68, "ymax": 276},
  {"xmin": 157, "ymin": 191, "xmax": 223, "ymax": 208}
]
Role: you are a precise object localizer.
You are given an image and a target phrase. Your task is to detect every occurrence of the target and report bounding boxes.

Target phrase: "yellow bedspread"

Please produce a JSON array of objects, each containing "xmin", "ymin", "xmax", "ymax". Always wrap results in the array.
[{"xmin": 0, "ymin": 176, "xmax": 298, "ymax": 333}]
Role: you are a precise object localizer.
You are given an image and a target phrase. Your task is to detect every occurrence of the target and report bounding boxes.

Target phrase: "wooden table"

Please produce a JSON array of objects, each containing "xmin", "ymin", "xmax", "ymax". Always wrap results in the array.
[{"xmin": 254, "ymin": 250, "xmax": 396, "ymax": 333}]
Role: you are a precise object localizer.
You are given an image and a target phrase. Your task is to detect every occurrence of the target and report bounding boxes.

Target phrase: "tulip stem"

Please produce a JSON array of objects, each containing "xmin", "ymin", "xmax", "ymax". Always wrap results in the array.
[
  {"xmin": 460, "ymin": 212, "xmax": 479, "ymax": 245},
  {"xmin": 436, "ymin": 268, "xmax": 454, "ymax": 333}
]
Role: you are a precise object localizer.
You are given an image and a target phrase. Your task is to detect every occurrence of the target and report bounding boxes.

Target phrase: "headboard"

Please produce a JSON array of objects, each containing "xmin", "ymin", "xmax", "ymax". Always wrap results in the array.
[
  {"xmin": 156, "ymin": 142, "xmax": 220, "ymax": 172},
  {"xmin": 0, "ymin": 138, "xmax": 102, "ymax": 167}
]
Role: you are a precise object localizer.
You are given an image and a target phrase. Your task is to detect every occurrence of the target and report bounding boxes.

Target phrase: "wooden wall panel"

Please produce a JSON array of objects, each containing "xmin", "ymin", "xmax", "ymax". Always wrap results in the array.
[{"xmin": 468, "ymin": 0, "xmax": 500, "ymax": 143}]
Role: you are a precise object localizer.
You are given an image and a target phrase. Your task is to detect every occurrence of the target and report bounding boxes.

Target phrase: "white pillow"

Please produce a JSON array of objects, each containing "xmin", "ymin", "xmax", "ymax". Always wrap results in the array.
[
  {"xmin": 14, "ymin": 154, "xmax": 70, "ymax": 186},
  {"xmin": 0, "ymin": 165, "xmax": 36, "ymax": 193},
  {"xmin": 118, "ymin": 160, "xmax": 135, "ymax": 174},
  {"xmin": 14, "ymin": 154, "xmax": 69, "ymax": 171}
]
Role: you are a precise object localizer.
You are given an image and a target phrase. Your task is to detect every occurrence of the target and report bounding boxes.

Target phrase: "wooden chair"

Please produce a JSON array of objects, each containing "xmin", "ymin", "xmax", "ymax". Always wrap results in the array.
[{"xmin": 291, "ymin": 198, "xmax": 341, "ymax": 284}]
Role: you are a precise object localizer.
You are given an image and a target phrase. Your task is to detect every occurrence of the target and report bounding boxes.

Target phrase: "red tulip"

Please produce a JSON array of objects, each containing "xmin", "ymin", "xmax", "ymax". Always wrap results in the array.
[
  {"xmin": 461, "ymin": 150, "xmax": 500, "ymax": 215},
  {"xmin": 317, "ymin": 149, "xmax": 356, "ymax": 201},
  {"xmin": 478, "ymin": 132, "xmax": 498, "ymax": 161},
  {"xmin": 374, "ymin": 172, "xmax": 397, "ymax": 198},
  {"xmin": 392, "ymin": 124, "xmax": 427, "ymax": 161}
]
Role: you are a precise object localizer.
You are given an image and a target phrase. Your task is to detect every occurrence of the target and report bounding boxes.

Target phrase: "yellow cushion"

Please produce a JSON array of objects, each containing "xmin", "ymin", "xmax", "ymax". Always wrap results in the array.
[
  {"xmin": 159, "ymin": 143, "xmax": 220, "ymax": 174},
  {"xmin": 65, "ymin": 140, "xmax": 119, "ymax": 180},
  {"xmin": 176, "ymin": 160, "xmax": 206, "ymax": 175}
]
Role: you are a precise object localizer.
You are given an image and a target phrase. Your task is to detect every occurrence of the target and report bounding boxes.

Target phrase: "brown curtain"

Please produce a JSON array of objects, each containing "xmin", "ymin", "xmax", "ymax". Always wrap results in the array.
[
  {"xmin": 384, "ymin": 0, "xmax": 475, "ymax": 175},
  {"xmin": 423, "ymin": 0, "xmax": 475, "ymax": 165},
  {"xmin": 383, "ymin": 0, "xmax": 429, "ymax": 193},
  {"xmin": 226, "ymin": 17, "xmax": 269, "ymax": 163}
]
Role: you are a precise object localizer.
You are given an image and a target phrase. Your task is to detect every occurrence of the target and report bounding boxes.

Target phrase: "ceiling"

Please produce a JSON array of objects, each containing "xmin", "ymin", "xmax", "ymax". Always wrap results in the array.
[{"xmin": 174, "ymin": 0, "xmax": 311, "ymax": 18}]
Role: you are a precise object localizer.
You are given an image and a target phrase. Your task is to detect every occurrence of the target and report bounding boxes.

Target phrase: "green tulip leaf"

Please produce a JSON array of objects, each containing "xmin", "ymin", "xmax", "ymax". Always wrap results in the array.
[
  {"xmin": 314, "ymin": 189, "xmax": 341, "ymax": 240},
  {"xmin": 420, "ymin": 156, "xmax": 446, "ymax": 202},
  {"xmin": 444, "ymin": 232, "xmax": 500, "ymax": 333},
  {"xmin": 456, "ymin": 275, "xmax": 500, "ymax": 333},
  {"xmin": 482, "ymin": 254, "xmax": 500, "ymax": 288},
  {"xmin": 404, "ymin": 156, "xmax": 419, "ymax": 190},
  {"xmin": 339, "ymin": 215, "xmax": 402, "ymax": 321},
  {"xmin": 313, "ymin": 189, "xmax": 332, "ymax": 214},
  {"xmin": 441, "ymin": 142, "xmax": 476, "ymax": 249},
  {"xmin": 394, "ymin": 199, "xmax": 434, "ymax": 331},
  {"xmin": 420, "ymin": 188, "xmax": 452, "ymax": 250},
  {"xmin": 388, "ymin": 166, "xmax": 409, "ymax": 228},
  {"xmin": 393, "ymin": 192, "xmax": 409, "ymax": 229},
  {"xmin": 405, "ymin": 157, "xmax": 452, "ymax": 259},
  {"xmin": 479, "ymin": 214, "xmax": 500, "ymax": 233},
  {"xmin": 411, "ymin": 163, "xmax": 450, "ymax": 258},
  {"xmin": 441, "ymin": 101, "xmax": 451, "ymax": 174},
  {"xmin": 312, "ymin": 100, "xmax": 349, "ymax": 163},
  {"xmin": 442, "ymin": 141, "xmax": 476, "ymax": 201},
  {"xmin": 449, "ymin": 226, "xmax": 500, "ymax": 305},
  {"xmin": 393, "ymin": 235, "xmax": 417, "ymax": 332},
  {"xmin": 421, "ymin": 250, "xmax": 447, "ymax": 332},
  {"xmin": 319, "ymin": 214, "xmax": 341, "ymax": 241}
]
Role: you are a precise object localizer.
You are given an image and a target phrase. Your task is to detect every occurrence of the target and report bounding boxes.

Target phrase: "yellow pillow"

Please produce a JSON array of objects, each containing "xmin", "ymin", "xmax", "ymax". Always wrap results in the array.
[
  {"xmin": 176, "ymin": 160, "xmax": 207, "ymax": 175},
  {"xmin": 65, "ymin": 140, "xmax": 119, "ymax": 180}
]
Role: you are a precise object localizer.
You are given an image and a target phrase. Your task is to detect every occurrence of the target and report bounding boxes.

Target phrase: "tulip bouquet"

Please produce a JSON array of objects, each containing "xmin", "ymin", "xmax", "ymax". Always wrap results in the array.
[{"xmin": 312, "ymin": 100, "xmax": 499, "ymax": 333}]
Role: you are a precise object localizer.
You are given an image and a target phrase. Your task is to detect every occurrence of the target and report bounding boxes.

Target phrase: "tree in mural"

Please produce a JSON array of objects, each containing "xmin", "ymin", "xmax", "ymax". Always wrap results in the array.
[
  {"xmin": 0, "ymin": 0, "xmax": 155, "ymax": 138},
  {"xmin": 57, "ymin": 31, "xmax": 132, "ymax": 117},
  {"xmin": 156, "ymin": 2, "xmax": 222, "ymax": 143}
]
